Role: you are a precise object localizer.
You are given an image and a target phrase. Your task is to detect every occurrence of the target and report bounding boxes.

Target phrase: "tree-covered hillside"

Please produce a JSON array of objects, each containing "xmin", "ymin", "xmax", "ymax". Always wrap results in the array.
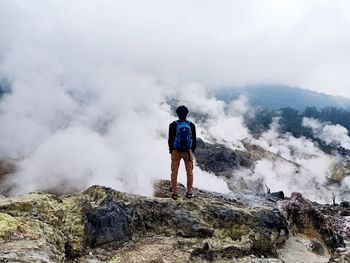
[
  {"xmin": 215, "ymin": 85, "xmax": 350, "ymax": 110},
  {"xmin": 245, "ymin": 106, "xmax": 350, "ymax": 156}
]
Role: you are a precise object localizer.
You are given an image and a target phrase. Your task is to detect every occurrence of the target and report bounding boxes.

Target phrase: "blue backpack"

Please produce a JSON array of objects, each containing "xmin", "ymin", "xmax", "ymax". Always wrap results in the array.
[{"xmin": 173, "ymin": 121, "xmax": 192, "ymax": 151}]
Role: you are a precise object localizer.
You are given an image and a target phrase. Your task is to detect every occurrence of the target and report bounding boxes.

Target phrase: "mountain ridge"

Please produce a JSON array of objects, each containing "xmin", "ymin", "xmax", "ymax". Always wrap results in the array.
[{"xmin": 214, "ymin": 85, "xmax": 350, "ymax": 110}]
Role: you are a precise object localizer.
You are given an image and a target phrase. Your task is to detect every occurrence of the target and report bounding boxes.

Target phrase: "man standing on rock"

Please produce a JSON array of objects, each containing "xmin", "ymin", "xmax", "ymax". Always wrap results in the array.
[{"xmin": 168, "ymin": 105, "xmax": 196, "ymax": 200}]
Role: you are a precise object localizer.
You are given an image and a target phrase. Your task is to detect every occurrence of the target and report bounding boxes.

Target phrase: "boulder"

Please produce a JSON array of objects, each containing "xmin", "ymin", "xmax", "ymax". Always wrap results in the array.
[
  {"xmin": 0, "ymin": 180, "xmax": 289, "ymax": 262},
  {"xmin": 195, "ymin": 138, "xmax": 254, "ymax": 177}
]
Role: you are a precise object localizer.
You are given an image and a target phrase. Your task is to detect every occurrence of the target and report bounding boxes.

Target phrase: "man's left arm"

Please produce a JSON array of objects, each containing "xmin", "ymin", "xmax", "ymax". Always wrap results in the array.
[{"xmin": 190, "ymin": 122, "xmax": 196, "ymax": 153}]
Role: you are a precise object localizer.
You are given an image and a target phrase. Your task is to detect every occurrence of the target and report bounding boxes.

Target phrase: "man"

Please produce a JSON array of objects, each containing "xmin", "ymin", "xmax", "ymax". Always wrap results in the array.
[{"xmin": 168, "ymin": 105, "xmax": 196, "ymax": 200}]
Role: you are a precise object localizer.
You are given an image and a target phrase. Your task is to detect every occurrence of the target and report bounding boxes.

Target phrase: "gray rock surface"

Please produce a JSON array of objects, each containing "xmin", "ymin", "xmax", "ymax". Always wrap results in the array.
[
  {"xmin": 195, "ymin": 139, "xmax": 254, "ymax": 177},
  {"xmin": 0, "ymin": 181, "xmax": 350, "ymax": 262}
]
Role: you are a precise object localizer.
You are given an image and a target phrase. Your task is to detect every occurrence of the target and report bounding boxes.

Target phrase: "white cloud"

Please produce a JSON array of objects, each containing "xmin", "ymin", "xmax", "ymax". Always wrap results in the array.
[
  {"xmin": 247, "ymin": 120, "xmax": 338, "ymax": 202},
  {"xmin": 1, "ymin": 1, "xmax": 350, "ymax": 96},
  {"xmin": 303, "ymin": 117, "xmax": 350, "ymax": 149}
]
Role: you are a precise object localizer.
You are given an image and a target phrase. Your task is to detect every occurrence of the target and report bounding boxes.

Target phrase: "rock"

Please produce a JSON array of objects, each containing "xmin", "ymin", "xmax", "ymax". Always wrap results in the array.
[
  {"xmin": 2, "ymin": 180, "xmax": 350, "ymax": 262},
  {"xmin": 277, "ymin": 236, "xmax": 330, "ymax": 263},
  {"xmin": 266, "ymin": 191, "xmax": 285, "ymax": 203},
  {"xmin": 0, "ymin": 180, "xmax": 290, "ymax": 262},
  {"xmin": 85, "ymin": 201, "xmax": 131, "ymax": 247},
  {"xmin": 330, "ymin": 162, "xmax": 350, "ymax": 182},
  {"xmin": 339, "ymin": 210, "xmax": 350, "ymax": 216},
  {"xmin": 280, "ymin": 192, "xmax": 346, "ymax": 253},
  {"xmin": 309, "ymin": 240, "xmax": 325, "ymax": 255},
  {"xmin": 340, "ymin": 201, "xmax": 350, "ymax": 208},
  {"xmin": 0, "ymin": 212, "xmax": 66, "ymax": 262},
  {"xmin": 195, "ymin": 138, "xmax": 254, "ymax": 177},
  {"xmin": 331, "ymin": 251, "xmax": 350, "ymax": 263},
  {"xmin": 270, "ymin": 191, "xmax": 284, "ymax": 200},
  {"xmin": 194, "ymin": 139, "xmax": 301, "ymax": 194},
  {"xmin": 335, "ymin": 247, "xmax": 347, "ymax": 254}
]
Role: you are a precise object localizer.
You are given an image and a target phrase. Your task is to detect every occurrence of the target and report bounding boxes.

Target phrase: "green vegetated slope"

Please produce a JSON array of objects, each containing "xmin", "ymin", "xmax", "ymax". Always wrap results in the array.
[
  {"xmin": 244, "ymin": 106, "xmax": 350, "ymax": 157},
  {"xmin": 214, "ymin": 85, "xmax": 350, "ymax": 156}
]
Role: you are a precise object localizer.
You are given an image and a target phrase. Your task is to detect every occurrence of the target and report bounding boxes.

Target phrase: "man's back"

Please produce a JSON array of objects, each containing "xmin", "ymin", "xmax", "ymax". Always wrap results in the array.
[
  {"xmin": 168, "ymin": 120, "xmax": 196, "ymax": 154},
  {"xmin": 168, "ymin": 105, "xmax": 196, "ymax": 200}
]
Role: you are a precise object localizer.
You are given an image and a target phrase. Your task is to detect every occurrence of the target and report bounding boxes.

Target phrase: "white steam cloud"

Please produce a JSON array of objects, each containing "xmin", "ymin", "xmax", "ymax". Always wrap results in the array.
[
  {"xmin": 303, "ymin": 117, "xmax": 350, "ymax": 150},
  {"xmin": 228, "ymin": 120, "xmax": 337, "ymax": 202},
  {"xmin": 1, "ymin": 1, "xmax": 349, "ymax": 201},
  {"xmin": 0, "ymin": 63, "xmax": 232, "ymax": 195}
]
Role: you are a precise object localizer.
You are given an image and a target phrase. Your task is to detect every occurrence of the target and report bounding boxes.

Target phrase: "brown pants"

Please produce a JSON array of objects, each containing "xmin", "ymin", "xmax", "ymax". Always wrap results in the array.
[{"xmin": 171, "ymin": 150, "xmax": 193, "ymax": 194}]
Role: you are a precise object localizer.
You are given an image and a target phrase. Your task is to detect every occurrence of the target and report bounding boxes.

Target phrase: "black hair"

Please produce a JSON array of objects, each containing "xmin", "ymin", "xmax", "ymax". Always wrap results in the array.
[{"xmin": 176, "ymin": 105, "xmax": 189, "ymax": 120}]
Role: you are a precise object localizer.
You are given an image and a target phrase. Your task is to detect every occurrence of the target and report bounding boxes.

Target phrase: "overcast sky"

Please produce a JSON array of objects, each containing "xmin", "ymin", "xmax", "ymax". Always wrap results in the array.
[{"xmin": 1, "ymin": 0, "xmax": 350, "ymax": 97}]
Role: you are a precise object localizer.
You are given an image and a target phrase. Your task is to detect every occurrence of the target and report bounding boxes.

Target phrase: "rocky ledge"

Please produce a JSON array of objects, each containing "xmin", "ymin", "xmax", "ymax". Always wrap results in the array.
[{"xmin": 0, "ymin": 180, "xmax": 349, "ymax": 262}]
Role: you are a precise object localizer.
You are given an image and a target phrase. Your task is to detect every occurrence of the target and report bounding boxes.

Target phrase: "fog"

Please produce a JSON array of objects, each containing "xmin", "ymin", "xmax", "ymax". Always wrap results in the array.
[
  {"xmin": 247, "ymin": 120, "xmax": 338, "ymax": 202},
  {"xmin": 303, "ymin": 117, "xmax": 350, "ymax": 150},
  {"xmin": 2, "ymin": 1, "xmax": 350, "ymax": 96},
  {"xmin": 1, "ymin": 1, "xmax": 350, "ymax": 200}
]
